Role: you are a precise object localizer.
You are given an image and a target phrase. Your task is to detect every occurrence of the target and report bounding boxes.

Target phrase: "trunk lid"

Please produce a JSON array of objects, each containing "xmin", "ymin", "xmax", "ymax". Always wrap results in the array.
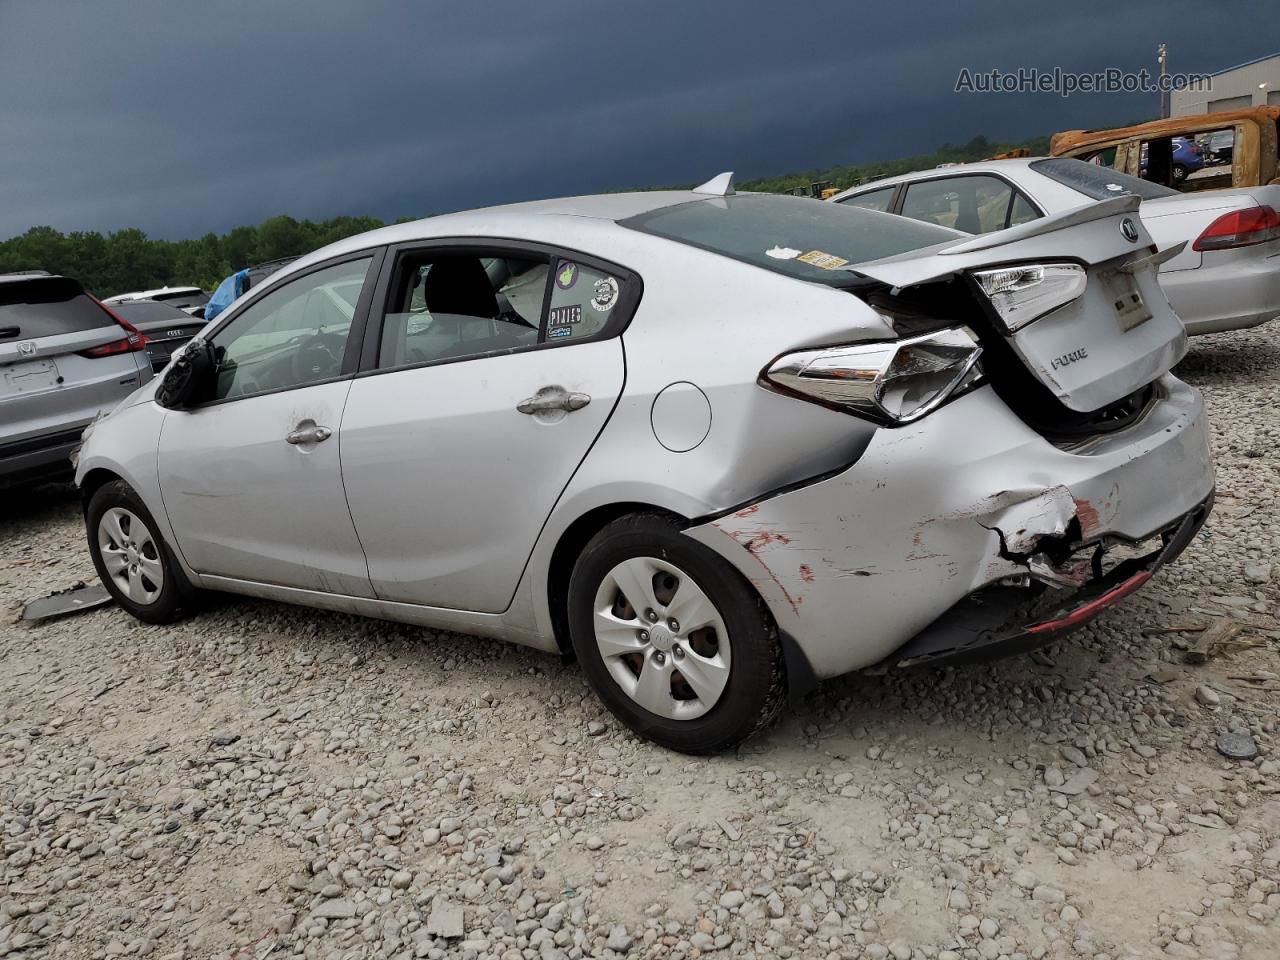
[{"xmin": 849, "ymin": 195, "xmax": 1187, "ymax": 414}]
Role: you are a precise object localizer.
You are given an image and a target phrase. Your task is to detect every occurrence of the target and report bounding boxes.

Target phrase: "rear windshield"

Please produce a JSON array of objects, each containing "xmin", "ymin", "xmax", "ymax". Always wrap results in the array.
[
  {"xmin": 621, "ymin": 194, "xmax": 960, "ymax": 286},
  {"xmin": 0, "ymin": 277, "xmax": 112, "ymax": 342},
  {"xmin": 1030, "ymin": 157, "xmax": 1178, "ymax": 201},
  {"xmin": 150, "ymin": 288, "xmax": 209, "ymax": 305}
]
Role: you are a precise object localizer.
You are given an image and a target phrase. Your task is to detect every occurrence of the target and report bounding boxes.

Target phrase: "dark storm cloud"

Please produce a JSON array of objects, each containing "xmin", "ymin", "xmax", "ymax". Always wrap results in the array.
[{"xmin": 0, "ymin": 0, "xmax": 1271, "ymax": 239}]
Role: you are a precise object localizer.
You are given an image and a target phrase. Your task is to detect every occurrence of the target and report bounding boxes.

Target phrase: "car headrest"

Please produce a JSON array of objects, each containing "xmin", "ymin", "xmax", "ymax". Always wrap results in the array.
[{"xmin": 424, "ymin": 257, "xmax": 498, "ymax": 319}]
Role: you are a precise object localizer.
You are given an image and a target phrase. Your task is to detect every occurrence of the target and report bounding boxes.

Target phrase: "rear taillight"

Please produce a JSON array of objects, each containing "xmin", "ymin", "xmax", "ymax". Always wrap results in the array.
[
  {"xmin": 971, "ymin": 262, "xmax": 1087, "ymax": 333},
  {"xmin": 763, "ymin": 328, "xmax": 983, "ymax": 424},
  {"xmin": 78, "ymin": 298, "xmax": 148, "ymax": 357},
  {"xmin": 1192, "ymin": 206, "xmax": 1280, "ymax": 252}
]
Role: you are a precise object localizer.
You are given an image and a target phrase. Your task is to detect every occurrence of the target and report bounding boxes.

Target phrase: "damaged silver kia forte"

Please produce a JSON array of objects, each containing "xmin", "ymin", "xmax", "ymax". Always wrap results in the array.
[{"xmin": 75, "ymin": 173, "xmax": 1214, "ymax": 753}]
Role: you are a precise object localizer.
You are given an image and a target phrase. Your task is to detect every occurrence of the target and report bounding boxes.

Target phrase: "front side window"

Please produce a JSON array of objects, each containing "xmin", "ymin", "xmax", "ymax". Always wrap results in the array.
[
  {"xmin": 209, "ymin": 257, "xmax": 372, "ymax": 401},
  {"xmin": 899, "ymin": 175, "xmax": 1017, "ymax": 235},
  {"xmin": 376, "ymin": 252, "xmax": 549, "ymax": 368},
  {"xmin": 839, "ymin": 186, "xmax": 895, "ymax": 212}
]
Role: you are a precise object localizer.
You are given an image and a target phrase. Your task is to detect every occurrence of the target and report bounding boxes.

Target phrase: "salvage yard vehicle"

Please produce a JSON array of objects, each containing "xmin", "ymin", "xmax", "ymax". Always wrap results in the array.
[
  {"xmin": 1, "ymin": 273, "xmax": 153, "ymax": 489},
  {"xmin": 74, "ymin": 176, "xmax": 1215, "ymax": 752},
  {"xmin": 1050, "ymin": 106, "xmax": 1280, "ymax": 193},
  {"xmin": 104, "ymin": 285, "xmax": 210, "ymax": 317},
  {"xmin": 107, "ymin": 299, "xmax": 210, "ymax": 372},
  {"xmin": 830, "ymin": 157, "xmax": 1280, "ymax": 336}
]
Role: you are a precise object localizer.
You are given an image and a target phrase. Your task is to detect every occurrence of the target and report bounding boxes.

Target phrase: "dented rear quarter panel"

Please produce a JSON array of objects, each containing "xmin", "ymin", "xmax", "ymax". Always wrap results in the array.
[{"xmin": 685, "ymin": 375, "xmax": 1214, "ymax": 679}]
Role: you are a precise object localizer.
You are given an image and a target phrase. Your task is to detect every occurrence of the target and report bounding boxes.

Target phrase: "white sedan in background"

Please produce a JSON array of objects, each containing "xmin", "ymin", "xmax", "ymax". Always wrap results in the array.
[{"xmin": 831, "ymin": 157, "xmax": 1280, "ymax": 335}]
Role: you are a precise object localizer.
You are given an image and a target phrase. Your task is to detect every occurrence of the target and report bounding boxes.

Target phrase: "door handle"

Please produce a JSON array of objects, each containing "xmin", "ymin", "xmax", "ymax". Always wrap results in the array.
[
  {"xmin": 516, "ymin": 386, "xmax": 591, "ymax": 415},
  {"xmin": 286, "ymin": 424, "xmax": 333, "ymax": 445}
]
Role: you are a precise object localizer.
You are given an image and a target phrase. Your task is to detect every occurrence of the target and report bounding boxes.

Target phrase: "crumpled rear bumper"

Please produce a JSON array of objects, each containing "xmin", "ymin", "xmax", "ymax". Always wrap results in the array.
[{"xmin": 684, "ymin": 374, "xmax": 1214, "ymax": 679}]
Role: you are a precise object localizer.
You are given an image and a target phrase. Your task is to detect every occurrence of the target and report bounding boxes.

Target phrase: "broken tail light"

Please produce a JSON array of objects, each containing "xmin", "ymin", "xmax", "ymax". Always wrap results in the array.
[
  {"xmin": 1192, "ymin": 205, "xmax": 1280, "ymax": 252},
  {"xmin": 763, "ymin": 328, "xmax": 983, "ymax": 424},
  {"xmin": 971, "ymin": 262, "xmax": 1087, "ymax": 333},
  {"xmin": 79, "ymin": 297, "xmax": 148, "ymax": 358}
]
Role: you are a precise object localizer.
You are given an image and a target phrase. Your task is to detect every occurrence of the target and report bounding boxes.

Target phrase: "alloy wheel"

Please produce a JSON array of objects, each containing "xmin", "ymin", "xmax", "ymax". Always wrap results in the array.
[
  {"xmin": 97, "ymin": 507, "xmax": 165, "ymax": 605},
  {"xmin": 592, "ymin": 556, "xmax": 731, "ymax": 720}
]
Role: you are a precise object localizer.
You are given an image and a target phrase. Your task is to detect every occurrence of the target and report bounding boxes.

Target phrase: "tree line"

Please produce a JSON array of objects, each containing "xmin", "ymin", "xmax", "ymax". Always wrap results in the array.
[{"xmin": 0, "ymin": 134, "xmax": 1048, "ymax": 299}]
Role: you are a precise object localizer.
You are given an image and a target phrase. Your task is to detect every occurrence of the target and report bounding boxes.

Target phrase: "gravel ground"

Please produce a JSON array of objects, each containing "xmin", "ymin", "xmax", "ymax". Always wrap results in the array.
[{"xmin": 2, "ymin": 328, "xmax": 1278, "ymax": 960}]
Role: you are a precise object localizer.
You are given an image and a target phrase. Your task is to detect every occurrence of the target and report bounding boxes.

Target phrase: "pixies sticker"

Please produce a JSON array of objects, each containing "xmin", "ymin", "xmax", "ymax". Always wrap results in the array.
[
  {"xmin": 556, "ymin": 262, "xmax": 578, "ymax": 289},
  {"xmin": 591, "ymin": 276, "xmax": 619, "ymax": 311},
  {"xmin": 549, "ymin": 304, "xmax": 582, "ymax": 326}
]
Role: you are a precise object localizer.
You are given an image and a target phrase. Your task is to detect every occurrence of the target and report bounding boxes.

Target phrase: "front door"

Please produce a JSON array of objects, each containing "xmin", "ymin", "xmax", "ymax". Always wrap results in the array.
[
  {"xmin": 157, "ymin": 255, "xmax": 378, "ymax": 596},
  {"xmin": 340, "ymin": 245, "xmax": 634, "ymax": 612}
]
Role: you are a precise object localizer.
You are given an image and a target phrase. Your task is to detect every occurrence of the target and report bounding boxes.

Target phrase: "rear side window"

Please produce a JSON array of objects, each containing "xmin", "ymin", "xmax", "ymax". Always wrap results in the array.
[
  {"xmin": 546, "ymin": 260, "xmax": 617, "ymax": 342},
  {"xmin": 899, "ymin": 175, "xmax": 1018, "ymax": 234},
  {"xmin": 1030, "ymin": 157, "xmax": 1178, "ymax": 200},
  {"xmin": 839, "ymin": 186, "xmax": 895, "ymax": 212},
  {"xmin": 377, "ymin": 252, "xmax": 549, "ymax": 368},
  {"xmin": 0, "ymin": 278, "xmax": 112, "ymax": 341},
  {"xmin": 622, "ymin": 194, "xmax": 959, "ymax": 286}
]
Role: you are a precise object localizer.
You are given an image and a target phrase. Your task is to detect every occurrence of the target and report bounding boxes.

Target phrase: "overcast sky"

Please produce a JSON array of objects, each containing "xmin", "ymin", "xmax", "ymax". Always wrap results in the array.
[{"xmin": 0, "ymin": 0, "xmax": 1272, "ymax": 240}]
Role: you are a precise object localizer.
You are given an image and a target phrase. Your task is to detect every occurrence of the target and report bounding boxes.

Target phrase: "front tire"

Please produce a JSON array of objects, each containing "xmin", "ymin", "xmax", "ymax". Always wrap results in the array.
[
  {"xmin": 87, "ymin": 480, "xmax": 195, "ymax": 624},
  {"xmin": 1172, "ymin": 163, "xmax": 1188, "ymax": 183},
  {"xmin": 567, "ymin": 513, "xmax": 785, "ymax": 753}
]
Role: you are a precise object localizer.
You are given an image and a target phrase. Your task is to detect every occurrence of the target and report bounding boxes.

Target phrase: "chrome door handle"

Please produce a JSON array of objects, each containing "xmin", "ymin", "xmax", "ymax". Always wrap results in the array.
[
  {"xmin": 517, "ymin": 386, "xmax": 591, "ymax": 415},
  {"xmin": 286, "ymin": 424, "xmax": 332, "ymax": 444}
]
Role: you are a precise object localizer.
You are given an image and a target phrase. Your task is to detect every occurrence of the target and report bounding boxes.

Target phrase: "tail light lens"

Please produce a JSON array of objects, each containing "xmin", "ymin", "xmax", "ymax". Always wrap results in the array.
[
  {"xmin": 1192, "ymin": 206, "xmax": 1280, "ymax": 252},
  {"xmin": 971, "ymin": 262, "xmax": 1087, "ymax": 333},
  {"xmin": 78, "ymin": 298, "xmax": 148, "ymax": 357},
  {"xmin": 763, "ymin": 328, "xmax": 983, "ymax": 424}
]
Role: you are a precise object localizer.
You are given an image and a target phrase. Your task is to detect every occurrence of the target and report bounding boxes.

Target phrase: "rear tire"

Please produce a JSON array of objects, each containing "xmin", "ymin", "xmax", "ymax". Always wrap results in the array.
[
  {"xmin": 567, "ymin": 513, "xmax": 785, "ymax": 753},
  {"xmin": 1172, "ymin": 164, "xmax": 1188, "ymax": 183},
  {"xmin": 86, "ymin": 479, "xmax": 196, "ymax": 624}
]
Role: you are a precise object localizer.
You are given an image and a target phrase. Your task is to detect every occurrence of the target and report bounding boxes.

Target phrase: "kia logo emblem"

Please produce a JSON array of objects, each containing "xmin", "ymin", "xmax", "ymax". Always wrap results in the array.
[
  {"xmin": 1119, "ymin": 217, "xmax": 1140, "ymax": 243},
  {"xmin": 166, "ymin": 329, "xmax": 183, "ymax": 338},
  {"xmin": 17, "ymin": 340, "xmax": 36, "ymax": 356}
]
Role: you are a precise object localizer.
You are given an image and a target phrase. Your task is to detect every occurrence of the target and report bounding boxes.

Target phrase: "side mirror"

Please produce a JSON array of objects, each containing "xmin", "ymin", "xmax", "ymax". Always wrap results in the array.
[{"xmin": 155, "ymin": 339, "xmax": 215, "ymax": 409}]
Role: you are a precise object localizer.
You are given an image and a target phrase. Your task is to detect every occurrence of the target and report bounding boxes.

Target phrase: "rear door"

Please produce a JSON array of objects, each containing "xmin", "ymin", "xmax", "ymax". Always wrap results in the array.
[
  {"xmin": 1, "ymin": 276, "xmax": 150, "ymax": 451},
  {"xmin": 339, "ymin": 242, "xmax": 634, "ymax": 613}
]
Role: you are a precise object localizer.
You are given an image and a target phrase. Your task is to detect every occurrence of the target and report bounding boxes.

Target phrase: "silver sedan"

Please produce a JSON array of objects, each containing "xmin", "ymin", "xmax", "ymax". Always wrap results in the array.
[{"xmin": 76, "ymin": 176, "xmax": 1215, "ymax": 752}]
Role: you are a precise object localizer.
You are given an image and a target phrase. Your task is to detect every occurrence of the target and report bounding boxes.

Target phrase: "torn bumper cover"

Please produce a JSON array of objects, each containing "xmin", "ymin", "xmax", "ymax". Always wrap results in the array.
[
  {"xmin": 884, "ymin": 490, "xmax": 1211, "ymax": 667},
  {"xmin": 684, "ymin": 374, "xmax": 1214, "ymax": 680}
]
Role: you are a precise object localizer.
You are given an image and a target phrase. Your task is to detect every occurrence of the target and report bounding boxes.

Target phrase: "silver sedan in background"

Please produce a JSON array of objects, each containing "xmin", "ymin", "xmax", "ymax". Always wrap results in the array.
[
  {"xmin": 831, "ymin": 157, "xmax": 1280, "ymax": 336},
  {"xmin": 75, "ymin": 176, "xmax": 1214, "ymax": 752}
]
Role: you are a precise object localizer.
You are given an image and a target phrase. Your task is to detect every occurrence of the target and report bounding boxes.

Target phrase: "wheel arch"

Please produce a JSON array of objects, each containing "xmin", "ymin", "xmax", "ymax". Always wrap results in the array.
[
  {"xmin": 79, "ymin": 466, "xmax": 125, "ymax": 513},
  {"xmin": 546, "ymin": 501, "xmax": 688, "ymax": 657}
]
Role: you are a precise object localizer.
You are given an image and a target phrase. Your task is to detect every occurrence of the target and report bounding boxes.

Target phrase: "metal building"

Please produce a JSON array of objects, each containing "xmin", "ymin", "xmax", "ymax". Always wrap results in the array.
[{"xmin": 1173, "ymin": 51, "xmax": 1280, "ymax": 117}]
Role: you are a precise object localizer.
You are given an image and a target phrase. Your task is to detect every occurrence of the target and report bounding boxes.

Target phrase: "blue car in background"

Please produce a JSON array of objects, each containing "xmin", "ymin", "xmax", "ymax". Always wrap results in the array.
[
  {"xmin": 1139, "ymin": 136, "xmax": 1205, "ymax": 185},
  {"xmin": 204, "ymin": 257, "xmax": 299, "ymax": 323},
  {"xmin": 1171, "ymin": 137, "xmax": 1205, "ymax": 182}
]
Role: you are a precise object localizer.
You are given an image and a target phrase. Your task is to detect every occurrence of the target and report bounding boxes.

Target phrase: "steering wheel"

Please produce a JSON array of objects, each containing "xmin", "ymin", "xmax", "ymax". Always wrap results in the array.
[{"xmin": 291, "ymin": 332, "xmax": 346, "ymax": 383}]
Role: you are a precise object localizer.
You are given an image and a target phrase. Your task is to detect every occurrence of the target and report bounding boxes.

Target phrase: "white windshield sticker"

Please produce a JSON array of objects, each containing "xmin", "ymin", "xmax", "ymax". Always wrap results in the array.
[
  {"xmin": 1105, "ymin": 183, "xmax": 1124, "ymax": 192},
  {"xmin": 766, "ymin": 245, "xmax": 802, "ymax": 260}
]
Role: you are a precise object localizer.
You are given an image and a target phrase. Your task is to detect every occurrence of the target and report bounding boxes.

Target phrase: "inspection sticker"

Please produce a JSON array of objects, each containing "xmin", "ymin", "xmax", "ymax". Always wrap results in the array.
[{"xmin": 796, "ymin": 250, "xmax": 849, "ymax": 270}]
